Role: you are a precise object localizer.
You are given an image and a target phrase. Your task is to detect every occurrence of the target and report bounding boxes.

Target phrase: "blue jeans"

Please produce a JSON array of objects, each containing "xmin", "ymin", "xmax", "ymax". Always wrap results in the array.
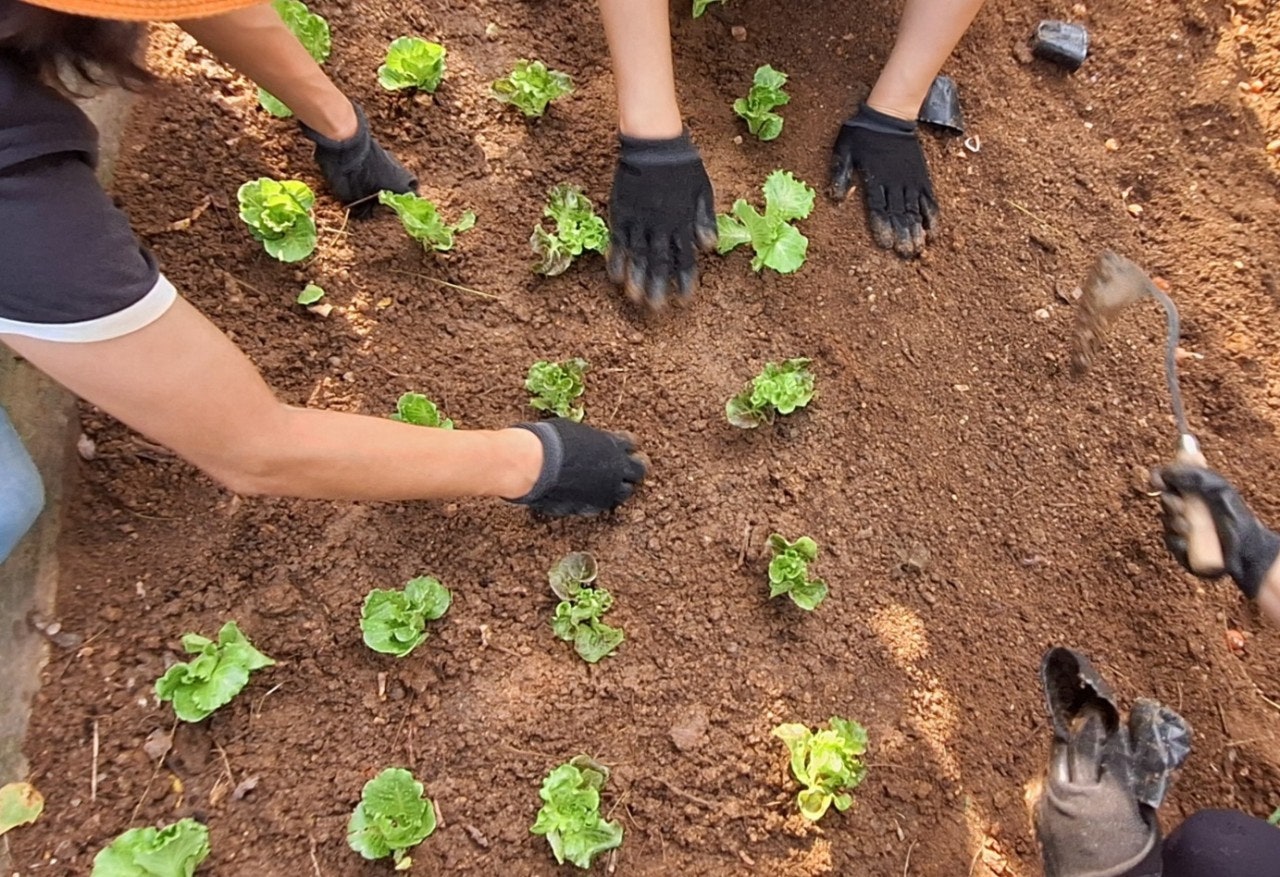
[{"xmin": 0, "ymin": 405, "xmax": 44, "ymax": 562}]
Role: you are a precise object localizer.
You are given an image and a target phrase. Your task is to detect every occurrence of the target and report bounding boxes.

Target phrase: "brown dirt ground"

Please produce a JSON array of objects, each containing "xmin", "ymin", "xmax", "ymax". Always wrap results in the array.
[{"xmin": 9, "ymin": 0, "xmax": 1280, "ymax": 874}]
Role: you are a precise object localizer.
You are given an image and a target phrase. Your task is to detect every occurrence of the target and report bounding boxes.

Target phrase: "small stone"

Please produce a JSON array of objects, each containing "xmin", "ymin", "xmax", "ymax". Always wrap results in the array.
[
  {"xmin": 1266, "ymin": 139, "xmax": 1280, "ymax": 154},
  {"xmin": 669, "ymin": 706, "xmax": 709, "ymax": 752},
  {"xmin": 1034, "ymin": 308, "xmax": 1051, "ymax": 320},
  {"xmin": 484, "ymin": 22, "xmax": 500, "ymax": 39},
  {"xmin": 732, "ymin": 135, "xmax": 743, "ymax": 145},
  {"xmin": 731, "ymin": 25, "xmax": 747, "ymax": 41},
  {"xmin": 77, "ymin": 433, "xmax": 97, "ymax": 461},
  {"xmin": 1104, "ymin": 137, "xmax": 1119, "ymax": 151}
]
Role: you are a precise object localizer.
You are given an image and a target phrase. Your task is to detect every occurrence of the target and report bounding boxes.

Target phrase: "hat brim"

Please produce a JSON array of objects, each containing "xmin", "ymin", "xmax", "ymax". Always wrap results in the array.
[{"xmin": 18, "ymin": 0, "xmax": 265, "ymax": 22}]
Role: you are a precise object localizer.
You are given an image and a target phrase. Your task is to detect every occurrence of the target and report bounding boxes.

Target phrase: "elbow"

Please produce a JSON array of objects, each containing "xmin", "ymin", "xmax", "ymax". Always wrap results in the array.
[{"xmin": 192, "ymin": 409, "xmax": 298, "ymax": 498}]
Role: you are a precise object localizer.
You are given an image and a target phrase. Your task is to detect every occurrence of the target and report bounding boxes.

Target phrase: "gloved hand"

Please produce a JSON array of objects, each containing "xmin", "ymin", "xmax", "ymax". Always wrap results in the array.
[
  {"xmin": 607, "ymin": 129, "xmax": 717, "ymax": 308},
  {"xmin": 510, "ymin": 419, "xmax": 647, "ymax": 517},
  {"xmin": 829, "ymin": 104, "xmax": 939, "ymax": 258},
  {"xmin": 1151, "ymin": 465, "xmax": 1280, "ymax": 599},
  {"xmin": 299, "ymin": 102, "xmax": 416, "ymax": 219}
]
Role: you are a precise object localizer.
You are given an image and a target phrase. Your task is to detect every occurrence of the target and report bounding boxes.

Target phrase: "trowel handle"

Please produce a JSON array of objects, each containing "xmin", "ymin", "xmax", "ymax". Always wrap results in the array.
[{"xmin": 1174, "ymin": 443, "xmax": 1226, "ymax": 574}]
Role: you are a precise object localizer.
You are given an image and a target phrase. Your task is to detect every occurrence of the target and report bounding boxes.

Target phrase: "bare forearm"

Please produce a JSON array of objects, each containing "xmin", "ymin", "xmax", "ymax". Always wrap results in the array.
[
  {"xmin": 180, "ymin": 2, "xmax": 357, "ymax": 139},
  {"xmin": 1259, "ymin": 562, "xmax": 1280, "ymax": 626},
  {"xmin": 597, "ymin": 0, "xmax": 682, "ymax": 137},
  {"xmin": 867, "ymin": 0, "xmax": 986, "ymax": 119}
]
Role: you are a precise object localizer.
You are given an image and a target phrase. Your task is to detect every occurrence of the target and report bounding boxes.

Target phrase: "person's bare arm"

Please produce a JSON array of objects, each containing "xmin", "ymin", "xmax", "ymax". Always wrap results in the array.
[
  {"xmin": 180, "ymin": 2, "xmax": 356, "ymax": 140},
  {"xmin": 3, "ymin": 299, "xmax": 542, "ymax": 501},
  {"xmin": 867, "ymin": 0, "xmax": 987, "ymax": 120},
  {"xmin": 597, "ymin": 0, "xmax": 682, "ymax": 138},
  {"xmin": 1256, "ymin": 563, "xmax": 1280, "ymax": 625}
]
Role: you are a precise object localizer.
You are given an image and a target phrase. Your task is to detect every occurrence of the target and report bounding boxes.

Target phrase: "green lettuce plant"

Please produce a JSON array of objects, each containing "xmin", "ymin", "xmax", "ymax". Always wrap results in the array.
[
  {"xmin": 238, "ymin": 178, "xmax": 317, "ymax": 263},
  {"xmin": 389, "ymin": 392, "xmax": 453, "ymax": 429},
  {"xmin": 766, "ymin": 533, "xmax": 828, "ymax": 610},
  {"xmin": 492, "ymin": 60, "xmax": 573, "ymax": 117},
  {"xmin": 726, "ymin": 357, "xmax": 815, "ymax": 428},
  {"xmin": 378, "ymin": 37, "xmax": 447, "ymax": 92},
  {"xmin": 91, "ymin": 818, "xmax": 210, "ymax": 877},
  {"xmin": 361, "ymin": 576, "xmax": 452, "ymax": 658},
  {"xmin": 530, "ymin": 756, "xmax": 623, "ymax": 869},
  {"xmin": 693, "ymin": 0, "xmax": 726, "ymax": 16},
  {"xmin": 733, "ymin": 65, "xmax": 790, "ymax": 141},
  {"xmin": 379, "ymin": 191, "xmax": 475, "ymax": 252},
  {"xmin": 526, "ymin": 358, "xmax": 588, "ymax": 421},
  {"xmin": 154, "ymin": 622, "xmax": 274, "ymax": 723},
  {"xmin": 716, "ymin": 169, "xmax": 815, "ymax": 273},
  {"xmin": 548, "ymin": 553, "xmax": 622, "ymax": 663},
  {"xmin": 531, "ymin": 184, "xmax": 608, "ymax": 276},
  {"xmin": 347, "ymin": 768, "xmax": 437, "ymax": 869},
  {"xmin": 259, "ymin": 0, "xmax": 330, "ymax": 117},
  {"xmin": 772, "ymin": 717, "xmax": 868, "ymax": 821}
]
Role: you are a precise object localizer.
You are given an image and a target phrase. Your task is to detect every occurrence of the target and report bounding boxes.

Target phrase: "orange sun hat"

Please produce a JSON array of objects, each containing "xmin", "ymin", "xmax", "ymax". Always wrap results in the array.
[{"xmin": 17, "ymin": 0, "xmax": 265, "ymax": 21}]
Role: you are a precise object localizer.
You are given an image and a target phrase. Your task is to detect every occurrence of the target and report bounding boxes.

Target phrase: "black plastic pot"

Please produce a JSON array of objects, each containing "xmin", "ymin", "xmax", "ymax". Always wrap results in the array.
[{"xmin": 1032, "ymin": 20, "xmax": 1089, "ymax": 71}]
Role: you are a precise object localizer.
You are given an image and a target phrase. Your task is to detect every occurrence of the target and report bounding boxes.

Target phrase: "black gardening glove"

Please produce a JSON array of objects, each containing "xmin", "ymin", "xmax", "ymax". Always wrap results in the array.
[
  {"xmin": 1151, "ymin": 465, "xmax": 1280, "ymax": 599},
  {"xmin": 608, "ymin": 129, "xmax": 717, "ymax": 308},
  {"xmin": 510, "ymin": 419, "xmax": 647, "ymax": 517},
  {"xmin": 829, "ymin": 104, "xmax": 939, "ymax": 258},
  {"xmin": 299, "ymin": 101, "xmax": 416, "ymax": 219}
]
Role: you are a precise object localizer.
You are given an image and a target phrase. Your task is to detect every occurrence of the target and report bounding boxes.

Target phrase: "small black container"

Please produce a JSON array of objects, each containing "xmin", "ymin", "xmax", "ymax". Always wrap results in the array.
[
  {"xmin": 1032, "ymin": 20, "xmax": 1089, "ymax": 71},
  {"xmin": 917, "ymin": 75, "xmax": 965, "ymax": 135}
]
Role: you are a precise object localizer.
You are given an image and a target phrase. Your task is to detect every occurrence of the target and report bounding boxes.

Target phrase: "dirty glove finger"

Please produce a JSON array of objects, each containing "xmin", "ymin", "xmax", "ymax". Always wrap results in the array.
[
  {"xmin": 828, "ymin": 126, "xmax": 857, "ymax": 200},
  {"xmin": 695, "ymin": 189, "xmax": 718, "ymax": 251},
  {"xmin": 674, "ymin": 230, "xmax": 697, "ymax": 298},
  {"xmin": 644, "ymin": 232, "xmax": 676, "ymax": 309}
]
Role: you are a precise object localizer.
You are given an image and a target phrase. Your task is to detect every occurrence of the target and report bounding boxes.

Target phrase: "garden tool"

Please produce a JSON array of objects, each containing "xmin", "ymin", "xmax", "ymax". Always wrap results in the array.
[{"xmin": 1071, "ymin": 250, "xmax": 1225, "ymax": 573}]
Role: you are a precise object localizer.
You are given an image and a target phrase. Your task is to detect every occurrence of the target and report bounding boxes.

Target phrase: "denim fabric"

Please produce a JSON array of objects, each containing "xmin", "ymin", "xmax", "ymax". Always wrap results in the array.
[{"xmin": 0, "ymin": 405, "xmax": 44, "ymax": 562}]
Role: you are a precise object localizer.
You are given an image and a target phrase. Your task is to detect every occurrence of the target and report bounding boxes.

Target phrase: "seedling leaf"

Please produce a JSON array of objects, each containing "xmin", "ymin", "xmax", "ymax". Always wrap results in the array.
[
  {"xmin": 492, "ymin": 60, "xmax": 573, "ymax": 117},
  {"xmin": 733, "ymin": 65, "xmax": 790, "ymax": 141},
  {"xmin": 716, "ymin": 170, "xmax": 815, "ymax": 273},
  {"xmin": 531, "ymin": 184, "xmax": 608, "ymax": 276},
  {"xmin": 155, "ymin": 622, "xmax": 274, "ymax": 722},
  {"xmin": 549, "ymin": 551, "xmax": 598, "ymax": 600},
  {"xmin": 91, "ymin": 818, "xmax": 210, "ymax": 877},
  {"xmin": 237, "ymin": 178, "xmax": 317, "ymax": 262},
  {"xmin": 379, "ymin": 191, "xmax": 475, "ymax": 252},
  {"xmin": 296, "ymin": 282, "xmax": 325, "ymax": 305},
  {"xmin": 361, "ymin": 576, "xmax": 452, "ymax": 658},
  {"xmin": 258, "ymin": 0, "xmax": 331, "ymax": 117},
  {"xmin": 772, "ymin": 717, "xmax": 868, "ymax": 822},
  {"xmin": 526, "ymin": 358, "xmax": 588, "ymax": 421},
  {"xmin": 378, "ymin": 37, "xmax": 447, "ymax": 92},
  {"xmin": 389, "ymin": 392, "xmax": 454, "ymax": 429},
  {"xmin": 693, "ymin": 0, "xmax": 726, "ymax": 16},
  {"xmin": 347, "ymin": 768, "xmax": 437, "ymax": 867},
  {"xmin": 531, "ymin": 761, "xmax": 624, "ymax": 869},
  {"xmin": 0, "ymin": 782, "xmax": 43, "ymax": 835}
]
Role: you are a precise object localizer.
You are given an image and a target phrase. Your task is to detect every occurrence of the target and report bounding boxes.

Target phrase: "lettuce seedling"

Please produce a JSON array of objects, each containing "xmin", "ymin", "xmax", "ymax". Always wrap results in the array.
[
  {"xmin": 492, "ymin": 60, "xmax": 573, "ymax": 117},
  {"xmin": 389, "ymin": 392, "xmax": 453, "ymax": 429},
  {"xmin": 378, "ymin": 191, "xmax": 476, "ymax": 252},
  {"xmin": 259, "ymin": 0, "xmax": 331, "ymax": 117},
  {"xmin": 155, "ymin": 622, "xmax": 274, "ymax": 723},
  {"xmin": 548, "ymin": 552, "xmax": 623, "ymax": 663},
  {"xmin": 726, "ymin": 357, "xmax": 815, "ymax": 428},
  {"xmin": 531, "ymin": 756, "xmax": 624, "ymax": 869},
  {"xmin": 361, "ymin": 576, "xmax": 452, "ymax": 658},
  {"xmin": 772, "ymin": 717, "xmax": 868, "ymax": 821},
  {"xmin": 378, "ymin": 37, "xmax": 447, "ymax": 92},
  {"xmin": 716, "ymin": 169, "xmax": 816, "ymax": 274},
  {"xmin": 347, "ymin": 767, "xmax": 437, "ymax": 869},
  {"xmin": 237, "ymin": 178, "xmax": 318, "ymax": 263},
  {"xmin": 91, "ymin": 818, "xmax": 210, "ymax": 877},
  {"xmin": 693, "ymin": 0, "xmax": 726, "ymax": 16},
  {"xmin": 531, "ymin": 184, "xmax": 608, "ymax": 276},
  {"xmin": 296, "ymin": 282, "xmax": 325, "ymax": 305},
  {"xmin": 526, "ymin": 358, "xmax": 588, "ymax": 421},
  {"xmin": 733, "ymin": 65, "xmax": 790, "ymax": 141},
  {"xmin": 766, "ymin": 533, "xmax": 828, "ymax": 610}
]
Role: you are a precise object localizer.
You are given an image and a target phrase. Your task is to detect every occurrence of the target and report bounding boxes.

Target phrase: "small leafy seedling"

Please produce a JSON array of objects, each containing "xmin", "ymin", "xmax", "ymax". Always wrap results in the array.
[
  {"xmin": 91, "ymin": 818, "xmax": 210, "ymax": 877},
  {"xmin": 548, "ymin": 552, "xmax": 623, "ymax": 663},
  {"xmin": 531, "ymin": 756, "xmax": 624, "ymax": 869},
  {"xmin": 379, "ymin": 191, "xmax": 475, "ymax": 252},
  {"xmin": 526, "ymin": 358, "xmax": 588, "ymax": 421},
  {"xmin": 693, "ymin": 0, "xmax": 726, "ymax": 16},
  {"xmin": 0, "ymin": 782, "xmax": 43, "ymax": 836},
  {"xmin": 733, "ymin": 65, "xmax": 790, "ymax": 141},
  {"xmin": 238, "ymin": 178, "xmax": 317, "ymax": 263},
  {"xmin": 717, "ymin": 169, "xmax": 815, "ymax": 274},
  {"xmin": 492, "ymin": 60, "xmax": 573, "ymax": 117},
  {"xmin": 361, "ymin": 576, "xmax": 452, "ymax": 658},
  {"xmin": 726, "ymin": 357, "xmax": 815, "ymax": 428},
  {"xmin": 259, "ymin": 0, "xmax": 331, "ymax": 117},
  {"xmin": 378, "ymin": 37, "xmax": 447, "ymax": 92},
  {"xmin": 389, "ymin": 392, "xmax": 453, "ymax": 429},
  {"xmin": 766, "ymin": 533, "xmax": 828, "ymax": 611},
  {"xmin": 1269, "ymin": 807, "xmax": 1280, "ymax": 827},
  {"xmin": 347, "ymin": 767, "xmax": 437, "ymax": 870},
  {"xmin": 772, "ymin": 717, "xmax": 868, "ymax": 822},
  {"xmin": 531, "ymin": 184, "xmax": 608, "ymax": 276},
  {"xmin": 296, "ymin": 282, "xmax": 325, "ymax": 305},
  {"xmin": 155, "ymin": 621, "xmax": 274, "ymax": 723}
]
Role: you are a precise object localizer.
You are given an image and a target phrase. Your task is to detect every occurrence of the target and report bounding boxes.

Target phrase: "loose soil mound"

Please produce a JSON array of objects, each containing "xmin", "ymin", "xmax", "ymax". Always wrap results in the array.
[{"xmin": 10, "ymin": 0, "xmax": 1280, "ymax": 874}]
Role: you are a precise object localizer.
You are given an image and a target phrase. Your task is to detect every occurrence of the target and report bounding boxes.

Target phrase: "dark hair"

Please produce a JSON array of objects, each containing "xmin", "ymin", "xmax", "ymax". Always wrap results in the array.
[{"xmin": 0, "ymin": 0, "xmax": 152, "ymax": 93}]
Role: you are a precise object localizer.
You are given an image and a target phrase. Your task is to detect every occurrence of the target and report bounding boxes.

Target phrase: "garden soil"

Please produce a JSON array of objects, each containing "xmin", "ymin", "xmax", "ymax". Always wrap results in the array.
[{"xmin": 9, "ymin": 0, "xmax": 1280, "ymax": 874}]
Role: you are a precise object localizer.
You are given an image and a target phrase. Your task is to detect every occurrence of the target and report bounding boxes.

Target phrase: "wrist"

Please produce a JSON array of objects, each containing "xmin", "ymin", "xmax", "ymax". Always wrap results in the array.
[
  {"xmin": 494, "ymin": 428, "xmax": 544, "ymax": 500},
  {"xmin": 618, "ymin": 100, "xmax": 683, "ymax": 139},
  {"xmin": 302, "ymin": 96, "xmax": 359, "ymax": 143}
]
